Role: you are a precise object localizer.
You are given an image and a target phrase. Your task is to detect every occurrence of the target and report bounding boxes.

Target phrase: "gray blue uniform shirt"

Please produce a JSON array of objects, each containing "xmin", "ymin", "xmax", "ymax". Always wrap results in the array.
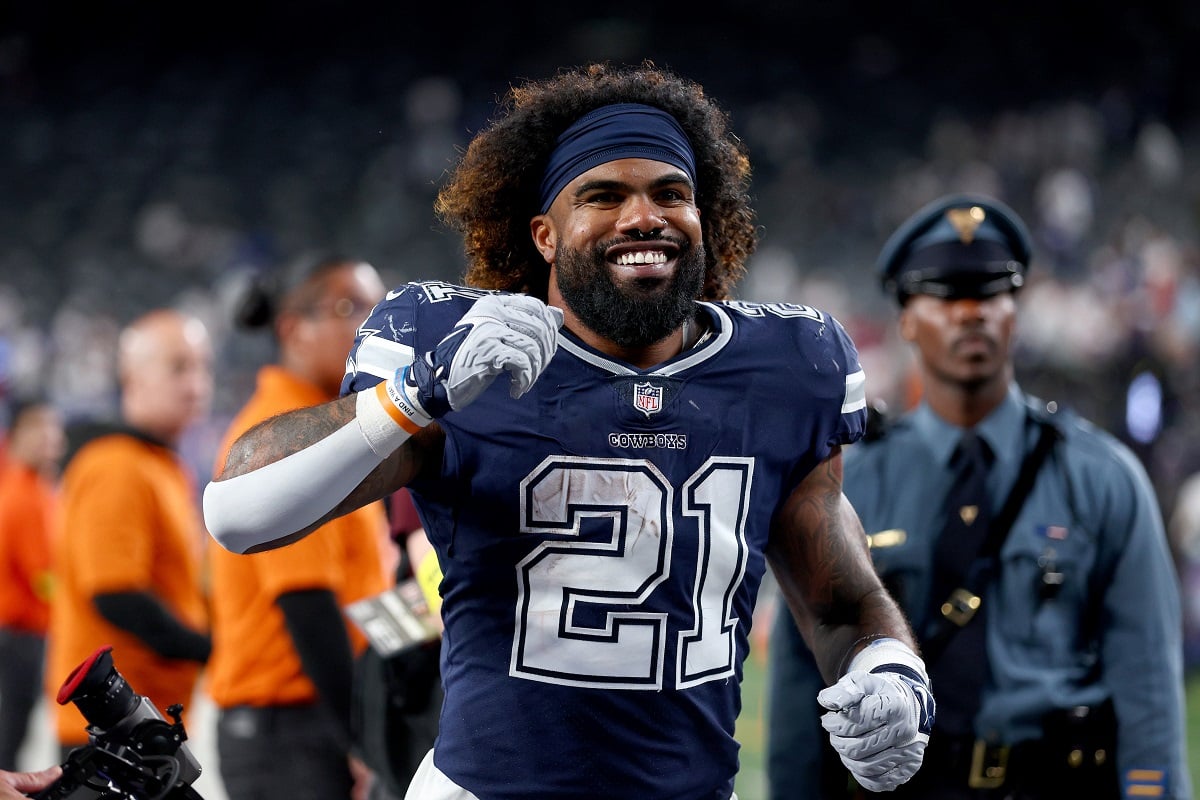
[{"xmin": 766, "ymin": 385, "xmax": 1190, "ymax": 799}]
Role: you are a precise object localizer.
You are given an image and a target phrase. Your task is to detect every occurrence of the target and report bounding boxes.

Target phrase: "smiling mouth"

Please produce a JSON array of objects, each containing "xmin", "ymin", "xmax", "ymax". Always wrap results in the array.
[{"xmin": 613, "ymin": 249, "xmax": 669, "ymax": 266}]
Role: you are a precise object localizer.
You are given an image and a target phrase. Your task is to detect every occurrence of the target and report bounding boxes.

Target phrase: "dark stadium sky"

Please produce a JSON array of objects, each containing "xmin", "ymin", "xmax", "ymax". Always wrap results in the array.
[{"xmin": 5, "ymin": 0, "xmax": 1198, "ymax": 140}]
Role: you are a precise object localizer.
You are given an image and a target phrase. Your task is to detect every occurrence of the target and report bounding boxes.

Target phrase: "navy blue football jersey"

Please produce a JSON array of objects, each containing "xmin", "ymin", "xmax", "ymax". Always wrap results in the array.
[{"xmin": 342, "ymin": 281, "xmax": 867, "ymax": 800}]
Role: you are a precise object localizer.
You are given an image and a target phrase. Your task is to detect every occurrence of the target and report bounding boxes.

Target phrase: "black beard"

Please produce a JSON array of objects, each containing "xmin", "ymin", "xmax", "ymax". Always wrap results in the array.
[{"xmin": 555, "ymin": 239, "xmax": 706, "ymax": 349}]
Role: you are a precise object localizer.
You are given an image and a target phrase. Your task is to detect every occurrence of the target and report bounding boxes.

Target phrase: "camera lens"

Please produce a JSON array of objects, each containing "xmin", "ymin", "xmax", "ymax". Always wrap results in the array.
[{"xmin": 56, "ymin": 646, "xmax": 140, "ymax": 731}]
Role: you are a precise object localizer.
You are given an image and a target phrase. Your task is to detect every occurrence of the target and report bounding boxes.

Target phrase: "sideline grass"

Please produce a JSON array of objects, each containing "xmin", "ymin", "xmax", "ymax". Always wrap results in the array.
[
  {"xmin": 736, "ymin": 649, "xmax": 768, "ymax": 800},
  {"xmin": 1189, "ymin": 672, "xmax": 1200, "ymax": 791}
]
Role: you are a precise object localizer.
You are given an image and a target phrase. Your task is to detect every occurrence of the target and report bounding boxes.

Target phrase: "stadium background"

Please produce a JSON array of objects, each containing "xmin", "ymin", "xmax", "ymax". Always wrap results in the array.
[{"xmin": 2, "ymin": 2, "xmax": 1200, "ymax": 798}]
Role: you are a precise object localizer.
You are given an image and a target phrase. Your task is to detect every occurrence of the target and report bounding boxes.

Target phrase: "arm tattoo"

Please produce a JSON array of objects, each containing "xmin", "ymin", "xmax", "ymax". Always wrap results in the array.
[
  {"xmin": 767, "ymin": 451, "xmax": 918, "ymax": 681},
  {"xmin": 770, "ymin": 455, "xmax": 867, "ymax": 618},
  {"xmin": 219, "ymin": 395, "xmax": 358, "ymax": 479}
]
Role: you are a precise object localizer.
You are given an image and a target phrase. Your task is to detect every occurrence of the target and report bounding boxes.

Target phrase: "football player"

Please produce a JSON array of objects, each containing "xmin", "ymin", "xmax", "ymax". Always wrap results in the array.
[{"xmin": 205, "ymin": 62, "xmax": 934, "ymax": 800}]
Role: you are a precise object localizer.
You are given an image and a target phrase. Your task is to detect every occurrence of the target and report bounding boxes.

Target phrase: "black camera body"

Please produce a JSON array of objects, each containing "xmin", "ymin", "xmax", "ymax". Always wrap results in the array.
[{"xmin": 34, "ymin": 646, "xmax": 204, "ymax": 800}]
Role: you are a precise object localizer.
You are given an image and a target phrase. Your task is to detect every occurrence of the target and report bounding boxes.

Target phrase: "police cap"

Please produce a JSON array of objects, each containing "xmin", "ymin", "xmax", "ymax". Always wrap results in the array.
[{"xmin": 876, "ymin": 193, "xmax": 1033, "ymax": 304}]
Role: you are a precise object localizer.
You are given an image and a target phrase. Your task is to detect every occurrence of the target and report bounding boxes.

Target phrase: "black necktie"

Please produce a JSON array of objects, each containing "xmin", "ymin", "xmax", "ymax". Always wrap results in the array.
[{"xmin": 927, "ymin": 429, "xmax": 994, "ymax": 736}]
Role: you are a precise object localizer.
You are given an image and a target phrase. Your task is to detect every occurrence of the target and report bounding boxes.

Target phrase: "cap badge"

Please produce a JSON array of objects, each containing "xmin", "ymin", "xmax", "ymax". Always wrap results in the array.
[{"xmin": 946, "ymin": 206, "xmax": 986, "ymax": 245}]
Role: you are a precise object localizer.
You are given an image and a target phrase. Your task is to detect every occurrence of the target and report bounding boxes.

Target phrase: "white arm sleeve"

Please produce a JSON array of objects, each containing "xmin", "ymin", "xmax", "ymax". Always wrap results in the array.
[{"xmin": 203, "ymin": 420, "xmax": 384, "ymax": 554}]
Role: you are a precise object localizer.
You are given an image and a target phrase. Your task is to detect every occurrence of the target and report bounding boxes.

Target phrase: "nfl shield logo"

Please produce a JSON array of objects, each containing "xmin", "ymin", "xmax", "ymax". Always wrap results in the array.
[{"xmin": 633, "ymin": 382, "xmax": 663, "ymax": 417}]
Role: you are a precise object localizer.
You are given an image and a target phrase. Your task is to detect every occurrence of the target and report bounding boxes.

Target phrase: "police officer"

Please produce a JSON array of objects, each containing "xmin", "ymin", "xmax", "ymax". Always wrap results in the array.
[{"xmin": 765, "ymin": 193, "xmax": 1191, "ymax": 799}]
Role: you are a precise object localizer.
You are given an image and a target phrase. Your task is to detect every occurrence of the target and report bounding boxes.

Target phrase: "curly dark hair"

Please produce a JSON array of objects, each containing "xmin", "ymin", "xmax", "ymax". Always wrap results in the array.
[{"xmin": 434, "ymin": 61, "xmax": 758, "ymax": 302}]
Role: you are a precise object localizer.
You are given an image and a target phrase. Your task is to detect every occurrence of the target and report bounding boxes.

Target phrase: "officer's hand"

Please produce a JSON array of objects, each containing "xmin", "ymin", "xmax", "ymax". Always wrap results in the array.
[
  {"xmin": 396, "ymin": 294, "xmax": 564, "ymax": 420},
  {"xmin": 818, "ymin": 650, "xmax": 934, "ymax": 791}
]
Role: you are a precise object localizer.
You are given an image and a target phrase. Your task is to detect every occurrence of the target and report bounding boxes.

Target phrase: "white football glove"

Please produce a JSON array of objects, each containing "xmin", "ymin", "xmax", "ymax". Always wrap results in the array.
[
  {"xmin": 818, "ymin": 638, "xmax": 935, "ymax": 792},
  {"xmin": 399, "ymin": 293, "xmax": 564, "ymax": 419}
]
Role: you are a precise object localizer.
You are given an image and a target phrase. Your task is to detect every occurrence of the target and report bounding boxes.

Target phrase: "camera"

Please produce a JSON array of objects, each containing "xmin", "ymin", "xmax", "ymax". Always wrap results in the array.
[{"xmin": 33, "ymin": 646, "xmax": 204, "ymax": 800}]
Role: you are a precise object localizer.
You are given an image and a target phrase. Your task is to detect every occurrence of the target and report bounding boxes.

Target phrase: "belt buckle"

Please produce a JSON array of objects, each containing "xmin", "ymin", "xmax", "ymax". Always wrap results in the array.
[
  {"xmin": 968, "ymin": 739, "xmax": 1009, "ymax": 790},
  {"xmin": 941, "ymin": 588, "xmax": 982, "ymax": 626}
]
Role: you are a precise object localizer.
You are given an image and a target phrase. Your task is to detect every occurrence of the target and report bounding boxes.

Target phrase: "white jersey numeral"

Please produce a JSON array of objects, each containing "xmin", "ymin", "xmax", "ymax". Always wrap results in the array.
[
  {"xmin": 724, "ymin": 300, "xmax": 825, "ymax": 322},
  {"xmin": 511, "ymin": 456, "xmax": 753, "ymax": 690}
]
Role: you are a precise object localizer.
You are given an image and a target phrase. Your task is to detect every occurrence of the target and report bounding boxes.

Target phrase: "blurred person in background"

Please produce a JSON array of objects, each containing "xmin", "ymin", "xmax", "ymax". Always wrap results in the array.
[
  {"xmin": 353, "ymin": 487, "xmax": 443, "ymax": 800},
  {"xmin": 45, "ymin": 309, "xmax": 214, "ymax": 759},
  {"xmin": 766, "ymin": 194, "xmax": 1189, "ymax": 799},
  {"xmin": 0, "ymin": 397, "xmax": 64, "ymax": 770},
  {"xmin": 206, "ymin": 254, "xmax": 395, "ymax": 800},
  {"xmin": 1168, "ymin": 471, "xmax": 1200, "ymax": 669}
]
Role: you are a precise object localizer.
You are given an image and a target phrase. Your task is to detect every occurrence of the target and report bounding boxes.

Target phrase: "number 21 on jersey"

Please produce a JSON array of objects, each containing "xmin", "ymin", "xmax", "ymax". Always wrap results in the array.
[{"xmin": 511, "ymin": 455, "xmax": 754, "ymax": 690}]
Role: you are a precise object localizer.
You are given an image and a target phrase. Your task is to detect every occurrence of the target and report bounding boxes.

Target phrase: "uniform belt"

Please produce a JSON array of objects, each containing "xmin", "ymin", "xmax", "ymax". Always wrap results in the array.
[
  {"xmin": 921, "ymin": 734, "xmax": 1018, "ymax": 790},
  {"xmin": 918, "ymin": 730, "xmax": 1117, "ymax": 798}
]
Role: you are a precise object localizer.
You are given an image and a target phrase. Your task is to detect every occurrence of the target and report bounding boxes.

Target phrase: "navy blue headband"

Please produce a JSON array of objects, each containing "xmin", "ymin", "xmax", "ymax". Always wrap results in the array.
[{"xmin": 538, "ymin": 103, "xmax": 697, "ymax": 214}]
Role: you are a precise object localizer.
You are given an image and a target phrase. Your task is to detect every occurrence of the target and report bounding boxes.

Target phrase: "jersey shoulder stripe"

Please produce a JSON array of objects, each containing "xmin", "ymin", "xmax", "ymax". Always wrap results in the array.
[
  {"xmin": 716, "ymin": 298, "xmax": 867, "ymax": 423},
  {"xmin": 342, "ymin": 281, "xmax": 492, "ymax": 395}
]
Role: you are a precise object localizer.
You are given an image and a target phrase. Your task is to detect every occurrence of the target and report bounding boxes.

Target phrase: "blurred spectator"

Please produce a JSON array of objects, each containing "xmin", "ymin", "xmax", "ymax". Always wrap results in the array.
[
  {"xmin": 0, "ymin": 396, "xmax": 63, "ymax": 769},
  {"xmin": 205, "ymin": 254, "xmax": 395, "ymax": 800},
  {"xmin": 1170, "ymin": 473, "xmax": 1200, "ymax": 668},
  {"xmin": 45, "ymin": 309, "xmax": 214, "ymax": 758},
  {"xmin": 353, "ymin": 487, "xmax": 442, "ymax": 800}
]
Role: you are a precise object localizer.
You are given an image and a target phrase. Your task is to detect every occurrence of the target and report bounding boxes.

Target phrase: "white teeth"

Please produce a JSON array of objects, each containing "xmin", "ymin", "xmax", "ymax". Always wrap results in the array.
[{"xmin": 616, "ymin": 251, "xmax": 668, "ymax": 266}]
